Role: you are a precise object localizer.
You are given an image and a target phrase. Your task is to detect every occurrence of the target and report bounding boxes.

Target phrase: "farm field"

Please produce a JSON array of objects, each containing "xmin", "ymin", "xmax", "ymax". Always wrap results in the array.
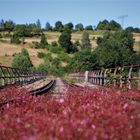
[{"xmin": 0, "ymin": 84, "xmax": 140, "ymax": 140}]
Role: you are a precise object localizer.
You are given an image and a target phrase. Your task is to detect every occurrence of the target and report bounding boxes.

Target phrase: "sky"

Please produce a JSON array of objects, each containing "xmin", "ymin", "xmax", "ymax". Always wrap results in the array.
[{"xmin": 0, "ymin": 0, "xmax": 140, "ymax": 28}]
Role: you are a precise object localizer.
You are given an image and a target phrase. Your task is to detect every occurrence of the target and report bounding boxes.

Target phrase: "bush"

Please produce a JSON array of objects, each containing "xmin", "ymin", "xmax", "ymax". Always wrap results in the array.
[
  {"xmin": 48, "ymin": 65, "xmax": 65, "ymax": 76},
  {"xmin": 11, "ymin": 34, "xmax": 21, "ymax": 44},
  {"xmin": 44, "ymin": 53, "xmax": 53, "ymax": 62},
  {"xmin": 32, "ymin": 34, "xmax": 48, "ymax": 49},
  {"xmin": 58, "ymin": 53, "xmax": 70, "ymax": 62},
  {"xmin": 48, "ymin": 45, "xmax": 64, "ymax": 54},
  {"xmin": 12, "ymin": 48, "xmax": 33, "ymax": 70},
  {"xmin": 51, "ymin": 41, "xmax": 58, "ymax": 47},
  {"xmin": 38, "ymin": 64, "xmax": 48, "ymax": 74},
  {"xmin": 39, "ymin": 33, "xmax": 48, "ymax": 48},
  {"xmin": 32, "ymin": 41, "xmax": 40, "ymax": 49},
  {"xmin": 37, "ymin": 52, "xmax": 46, "ymax": 58}
]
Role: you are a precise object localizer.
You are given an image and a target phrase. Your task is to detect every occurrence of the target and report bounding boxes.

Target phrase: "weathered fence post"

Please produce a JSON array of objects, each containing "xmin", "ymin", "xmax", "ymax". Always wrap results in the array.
[
  {"xmin": 0, "ymin": 66, "xmax": 5, "ymax": 86},
  {"xmin": 128, "ymin": 66, "xmax": 132, "ymax": 89},
  {"xmin": 85, "ymin": 71, "xmax": 89, "ymax": 83}
]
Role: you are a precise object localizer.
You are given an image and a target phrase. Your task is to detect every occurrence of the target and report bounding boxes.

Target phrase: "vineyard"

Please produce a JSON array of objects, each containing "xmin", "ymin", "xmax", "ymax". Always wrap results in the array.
[{"xmin": 0, "ymin": 76, "xmax": 140, "ymax": 140}]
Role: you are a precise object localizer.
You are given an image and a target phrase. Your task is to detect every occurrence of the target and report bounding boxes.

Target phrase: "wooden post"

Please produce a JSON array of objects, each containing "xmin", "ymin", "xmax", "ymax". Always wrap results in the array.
[
  {"xmin": 104, "ymin": 69, "xmax": 108, "ymax": 85},
  {"xmin": 120, "ymin": 67, "xmax": 124, "ymax": 88},
  {"xmin": 0, "ymin": 66, "xmax": 5, "ymax": 86},
  {"xmin": 128, "ymin": 67, "xmax": 132, "ymax": 89},
  {"xmin": 85, "ymin": 71, "xmax": 89, "ymax": 83},
  {"xmin": 100, "ymin": 70, "xmax": 104, "ymax": 85}
]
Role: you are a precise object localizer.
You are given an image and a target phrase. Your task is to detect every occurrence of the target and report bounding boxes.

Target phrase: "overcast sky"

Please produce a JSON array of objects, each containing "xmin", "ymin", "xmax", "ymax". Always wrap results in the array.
[{"xmin": 0, "ymin": 0, "xmax": 140, "ymax": 28}]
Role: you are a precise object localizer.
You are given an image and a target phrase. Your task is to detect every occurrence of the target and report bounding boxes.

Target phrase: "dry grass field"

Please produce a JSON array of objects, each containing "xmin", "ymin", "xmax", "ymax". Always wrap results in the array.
[
  {"xmin": 0, "ymin": 31, "xmax": 140, "ymax": 67},
  {"xmin": 0, "ymin": 42, "xmax": 44, "ymax": 67}
]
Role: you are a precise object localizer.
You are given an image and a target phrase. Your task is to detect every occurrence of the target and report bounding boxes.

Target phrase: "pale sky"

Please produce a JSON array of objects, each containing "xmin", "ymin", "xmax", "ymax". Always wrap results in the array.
[{"xmin": 0, "ymin": 0, "xmax": 140, "ymax": 28}]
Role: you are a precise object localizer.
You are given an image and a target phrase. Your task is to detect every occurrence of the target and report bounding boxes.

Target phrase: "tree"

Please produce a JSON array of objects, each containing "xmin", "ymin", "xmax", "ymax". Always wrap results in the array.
[
  {"xmin": 75, "ymin": 23, "xmax": 84, "ymax": 31},
  {"xmin": 109, "ymin": 20, "xmax": 121, "ymax": 31},
  {"xmin": 32, "ymin": 26, "xmax": 42, "ymax": 36},
  {"xmin": 96, "ymin": 20, "xmax": 110, "ymax": 30},
  {"xmin": 94, "ymin": 30, "xmax": 135, "ymax": 68},
  {"xmin": 45, "ymin": 22, "xmax": 52, "ymax": 31},
  {"xmin": 12, "ymin": 48, "xmax": 33, "ymax": 70},
  {"xmin": 38, "ymin": 33, "xmax": 48, "ymax": 48},
  {"xmin": 81, "ymin": 31, "xmax": 91, "ymax": 48},
  {"xmin": 64, "ymin": 22, "xmax": 73, "ymax": 30},
  {"xmin": 96, "ymin": 20, "xmax": 121, "ymax": 31},
  {"xmin": 36, "ymin": 19, "xmax": 41, "ymax": 29},
  {"xmin": 11, "ymin": 34, "xmax": 21, "ymax": 44},
  {"xmin": 126, "ymin": 26, "xmax": 140, "ymax": 33},
  {"xmin": 4, "ymin": 20, "xmax": 15, "ymax": 32},
  {"xmin": 13, "ymin": 25, "xmax": 26, "ymax": 37},
  {"xmin": 0, "ymin": 19, "xmax": 4, "ymax": 31},
  {"xmin": 55, "ymin": 21, "xmax": 63, "ymax": 32},
  {"xmin": 0, "ymin": 19, "xmax": 4, "ymax": 27},
  {"xmin": 85, "ymin": 25, "xmax": 93, "ymax": 30},
  {"xmin": 58, "ymin": 28, "xmax": 76, "ymax": 53},
  {"xmin": 67, "ymin": 48, "xmax": 97, "ymax": 72}
]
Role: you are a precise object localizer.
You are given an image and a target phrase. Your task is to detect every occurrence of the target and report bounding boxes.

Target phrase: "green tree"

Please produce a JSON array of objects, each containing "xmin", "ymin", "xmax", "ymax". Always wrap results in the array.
[
  {"xmin": 58, "ymin": 28, "xmax": 74, "ymax": 53},
  {"xmin": 67, "ymin": 48, "xmax": 97, "ymax": 72},
  {"xmin": 39, "ymin": 33, "xmax": 48, "ymax": 48},
  {"xmin": 11, "ymin": 34, "xmax": 21, "ymax": 44},
  {"xmin": 55, "ymin": 21, "xmax": 63, "ymax": 32},
  {"xmin": 45, "ymin": 22, "xmax": 52, "ymax": 31},
  {"xmin": 13, "ymin": 25, "xmax": 26, "ymax": 37},
  {"xmin": 36, "ymin": 19, "xmax": 41, "ymax": 29},
  {"xmin": 81, "ymin": 31, "xmax": 91, "ymax": 48},
  {"xmin": 64, "ymin": 22, "xmax": 73, "ymax": 30},
  {"xmin": 12, "ymin": 48, "xmax": 33, "ymax": 70},
  {"xmin": 96, "ymin": 20, "xmax": 110, "ymax": 30},
  {"xmin": 85, "ymin": 25, "xmax": 93, "ymax": 30},
  {"xmin": 94, "ymin": 30, "xmax": 135, "ymax": 68},
  {"xmin": 0, "ymin": 19, "xmax": 4, "ymax": 31},
  {"xmin": 109, "ymin": 20, "xmax": 121, "ymax": 31},
  {"xmin": 4, "ymin": 20, "xmax": 15, "ymax": 32},
  {"xmin": 32, "ymin": 26, "xmax": 42, "ymax": 36},
  {"xmin": 75, "ymin": 23, "xmax": 84, "ymax": 31},
  {"xmin": 96, "ymin": 20, "xmax": 121, "ymax": 31}
]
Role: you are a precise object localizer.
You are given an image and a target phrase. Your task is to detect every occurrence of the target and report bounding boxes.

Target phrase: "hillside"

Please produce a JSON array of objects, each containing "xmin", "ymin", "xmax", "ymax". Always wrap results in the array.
[{"xmin": 0, "ymin": 31, "xmax": 140, "ymax": 67}]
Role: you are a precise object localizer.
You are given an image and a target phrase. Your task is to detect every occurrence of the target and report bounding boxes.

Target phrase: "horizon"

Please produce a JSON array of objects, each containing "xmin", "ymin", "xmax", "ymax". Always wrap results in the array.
[{"xmin": 0, "ymin": 0, "xmax": 140, "ymax": 28}]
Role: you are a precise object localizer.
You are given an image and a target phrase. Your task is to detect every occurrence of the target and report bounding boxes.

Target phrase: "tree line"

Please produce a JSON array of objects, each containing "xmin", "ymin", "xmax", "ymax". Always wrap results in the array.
[{"xmin": 0, "ymin": 19, "xmax": 121, "ymax": 33}]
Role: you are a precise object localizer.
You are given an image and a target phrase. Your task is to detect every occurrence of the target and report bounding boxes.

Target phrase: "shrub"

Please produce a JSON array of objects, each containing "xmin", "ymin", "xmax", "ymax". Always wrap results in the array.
[
  {"xmin": 48, "ymin": 45, "xmax": 64, "ymax": 54},
  {"xmin": 39, "ymin": 33, "xmax": 48, "ymax": 48},
  {"xmin": 32, "ymin": 41, "xmax": 40, "ymax": 49},
  {"xmin": 12, "ymin": 48, "xmax": 33, "ymax": 70},
  {"xmin": 44, "ymin": 53, "xmax": 53, "ymax": 62},
  {"xmin": 38, "ymin": 64, "xmax": 48, "ymax": 74},
  {"xmin": 37, "ymin": 52, "xmax": 46, "ymax": 58},
  {"xmin": 11, "ymin": 34, "xmax": 21, "ymax": 44},
  {"xmin": 32, "ymin": 34, "xmax": 48, "ymax": 49},
  {"xmin": 58, "ymin": 53, "xmax": 70, "ymax": 62},
  {"xmin": 51, "ymin": 41, "xmax": 58, "ymax": 47}
]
